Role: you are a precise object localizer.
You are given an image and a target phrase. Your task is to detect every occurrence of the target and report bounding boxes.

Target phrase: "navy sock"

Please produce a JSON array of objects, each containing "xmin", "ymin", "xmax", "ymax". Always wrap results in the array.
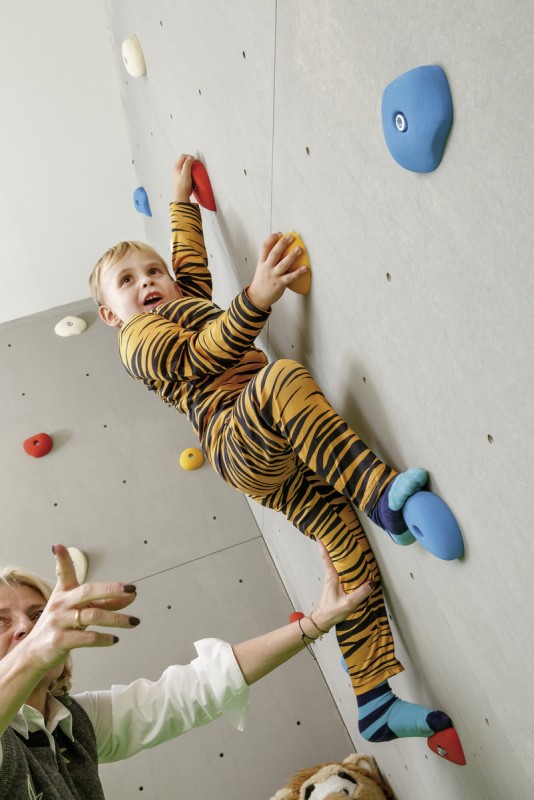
[
  {"xmin": 356, "ymin": 680, "xmax": 451, "ymax": 742},
  {"xmin": 368, "ymin": 468, "xmax": 429, "ymax": 535},
  {"xmin": 368, "ymin": 482, "xmax": 408, "ymax": 534}
]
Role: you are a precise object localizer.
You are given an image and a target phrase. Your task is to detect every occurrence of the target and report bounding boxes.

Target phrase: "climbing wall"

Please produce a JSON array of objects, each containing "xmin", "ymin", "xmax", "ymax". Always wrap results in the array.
[
  {"xmin": 100, "ymin": 1, "xmax": 534, "ymax": 798},
  {"xmin": 2, "ymin": 0, "xmax": 533, "ymax": 798}
]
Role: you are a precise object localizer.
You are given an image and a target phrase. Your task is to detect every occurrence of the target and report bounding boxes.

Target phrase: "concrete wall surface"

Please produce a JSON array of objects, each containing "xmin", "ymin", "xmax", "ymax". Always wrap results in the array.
[
  {"xmin": 0, "ymin": 299, "xmax": 353, "ymax": 799},
  {"xmin": 2, "ymin": 1, "xmax": 533, "ymax": 798},
  {"xmin": 103, "ymin": 1, "xmax": 534, "ymax": 798}
]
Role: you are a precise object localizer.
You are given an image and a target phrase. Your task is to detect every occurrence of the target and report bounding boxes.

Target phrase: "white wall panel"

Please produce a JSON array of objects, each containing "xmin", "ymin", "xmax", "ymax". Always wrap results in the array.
[{"xmin": 0, "ymin": 0, "xmax": 144, "ymax": 323}]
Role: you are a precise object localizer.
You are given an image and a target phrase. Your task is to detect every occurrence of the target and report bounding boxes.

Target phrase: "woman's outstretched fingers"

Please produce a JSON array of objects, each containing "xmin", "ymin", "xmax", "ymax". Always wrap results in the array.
[
  {"xmin": 91, "ymin": 588, "xmax": 137, "ymax": 612},
  {"xmin": 52, "ymin": 544, "xmax": 79, "ymax": 591},
  {"xmin": 72, "ymin": 606, "xmax": 140, "ymax": 632}
]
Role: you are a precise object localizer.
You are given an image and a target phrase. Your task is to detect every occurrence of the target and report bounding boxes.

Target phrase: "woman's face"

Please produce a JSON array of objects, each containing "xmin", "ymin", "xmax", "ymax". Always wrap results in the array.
[
  {"xmin": 0, "ymin": 582, "xmax": 63, "ymax": 689},
  {"xmin": 0, "ymin": 583, "xmax": 46, "ymax": 659}
]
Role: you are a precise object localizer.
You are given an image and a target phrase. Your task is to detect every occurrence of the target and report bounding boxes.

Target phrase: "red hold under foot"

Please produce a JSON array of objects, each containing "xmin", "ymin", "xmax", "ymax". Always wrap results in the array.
[
  {"xmin": 23, "ymin": 433, "xmax": 53, "ymax": 458},
  {"xmin": 289, "ymin": 612, "xmax": 305, "ymax": 624},
  {"xmin": 427, "ymin": 727, "xmax": 466, "ymax": 765},
  {"xmin": 191, "ymin": 161, "xmax": 217, "ymax": 211}
]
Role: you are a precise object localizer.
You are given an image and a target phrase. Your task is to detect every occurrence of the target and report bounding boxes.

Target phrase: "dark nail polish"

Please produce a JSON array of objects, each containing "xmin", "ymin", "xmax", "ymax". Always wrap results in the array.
[
  {"xmin": 51, "ymin": 545, "xmax": 57, "ymax": 554},
  {"xmin": 368, "ymin": 581, "xmax": 377, "ymax": 591},
  {"xmin": 112, "ymin": 636, "xmax": 120, "ymax": 644},
  {"xmin": 123, "ymin": 585, "xmax": 137, "ymax": 594},
  {"xmin": 129, "ymin": 617, "xmax": 141, "ymax": 627}
]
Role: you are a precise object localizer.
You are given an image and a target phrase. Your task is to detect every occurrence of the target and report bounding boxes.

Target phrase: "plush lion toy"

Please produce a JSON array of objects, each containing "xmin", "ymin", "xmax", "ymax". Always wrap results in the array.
[{"xmin": 270, "ymin": 753, "xmax": 395, "ymax": 800}]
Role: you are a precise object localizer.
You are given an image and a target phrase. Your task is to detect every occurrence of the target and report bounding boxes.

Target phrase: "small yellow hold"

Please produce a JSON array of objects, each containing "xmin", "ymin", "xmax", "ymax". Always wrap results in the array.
[
  {"xmin": 282, "ymin": 231, "xmax": 311, "ymax": 295},
  {"xmin": 179, "ymin": 447, "xmax": 205, "ymax": 470}
]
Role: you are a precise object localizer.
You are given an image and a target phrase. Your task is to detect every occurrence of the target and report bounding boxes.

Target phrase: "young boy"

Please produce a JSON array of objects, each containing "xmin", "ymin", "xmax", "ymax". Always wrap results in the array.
[{"xmin": 90, "ymin": 155, "xmax": 455, "ymax": 749}]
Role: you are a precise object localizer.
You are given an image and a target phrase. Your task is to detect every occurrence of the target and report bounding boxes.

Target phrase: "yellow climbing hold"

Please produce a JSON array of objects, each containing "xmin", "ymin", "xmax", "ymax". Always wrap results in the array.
[
  {"xmin": 179, "ymin": 447, "xmax": 205, "ymax": 470},
  {"xmin": 283, "ymin": 231, "xmax": 311, "ymax": 295}
]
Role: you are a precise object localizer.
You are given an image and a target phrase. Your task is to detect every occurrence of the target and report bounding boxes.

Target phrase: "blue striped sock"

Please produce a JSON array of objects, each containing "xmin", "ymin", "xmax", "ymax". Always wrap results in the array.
[{"xmin": 357, "ymin": 681, "xmax": 451, "ymax": 742}]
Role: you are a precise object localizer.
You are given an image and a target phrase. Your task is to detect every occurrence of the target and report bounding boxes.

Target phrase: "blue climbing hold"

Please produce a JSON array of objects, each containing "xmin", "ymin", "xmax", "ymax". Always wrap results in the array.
[
  {"xmin": 401, "ymin": 491, "xmax": 464, "ymax": 560},
  {"xmin": 133, "ymin": 186, "xmax": 152, "ymax": 217},
  {"xmin": 381, "ymin": 65, "xmax": 453, "ymax": 173}
]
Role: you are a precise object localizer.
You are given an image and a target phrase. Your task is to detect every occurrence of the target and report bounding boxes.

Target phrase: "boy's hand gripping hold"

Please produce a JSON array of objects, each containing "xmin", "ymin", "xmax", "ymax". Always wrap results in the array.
[
  {"xmin": 172, "ymin": 154, "xmax": 195, "ymax": 203},
  {"xmin": 247, "ymin": 233, "xmax": 309, "ymax": 311}
]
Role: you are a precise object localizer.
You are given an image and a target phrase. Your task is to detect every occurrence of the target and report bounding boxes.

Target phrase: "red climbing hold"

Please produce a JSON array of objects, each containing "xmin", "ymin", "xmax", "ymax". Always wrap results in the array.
[
  {"xmin": 289, "ymin": 612, "xmax": 305, "ymax": 624},
  {"xmin": 23, "ymin": 433, "xmax": 53, "ymax": 458},
  {"xmin": 191, "ymin": 161, "xmax": 217, "ymax": 212},
  {"xmin": 427, "ymin": 727, "xmax": 466, "ymax": 765}
]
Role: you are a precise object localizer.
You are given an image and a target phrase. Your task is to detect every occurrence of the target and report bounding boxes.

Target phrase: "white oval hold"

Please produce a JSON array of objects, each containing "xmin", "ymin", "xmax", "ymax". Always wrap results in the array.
[
  {"xmin": 67, "ymin": 548, "xmax": 89, "ymax": 583},
  {"xmin": 122, "ymin": 35, "xmax": 147, "ymax": 77},
  {"xmin": 55, "ymin": 316, "xmax": 87, "ymax": 337}
]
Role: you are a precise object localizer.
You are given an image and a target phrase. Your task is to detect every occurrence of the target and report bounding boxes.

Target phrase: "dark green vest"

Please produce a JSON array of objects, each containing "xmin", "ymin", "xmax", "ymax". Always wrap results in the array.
[{"xmin": 0, "ymin": 698, "xmax": 105, "ymax": 800}]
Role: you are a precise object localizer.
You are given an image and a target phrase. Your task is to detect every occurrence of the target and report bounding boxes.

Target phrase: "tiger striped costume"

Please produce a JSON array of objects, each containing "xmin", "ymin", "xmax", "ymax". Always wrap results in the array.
[{"xmin": 119, "ymin": 202, "xmax": 404, "ymax": 694}]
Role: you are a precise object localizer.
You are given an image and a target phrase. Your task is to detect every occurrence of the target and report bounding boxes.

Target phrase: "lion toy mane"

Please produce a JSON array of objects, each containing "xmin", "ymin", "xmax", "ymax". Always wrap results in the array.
[{"xmin": 270, "ymin": 753, "xmax": 395, "ymax": 800}]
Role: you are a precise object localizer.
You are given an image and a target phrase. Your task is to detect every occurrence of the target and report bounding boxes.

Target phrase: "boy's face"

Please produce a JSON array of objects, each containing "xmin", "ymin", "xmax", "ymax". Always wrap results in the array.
[{"xmin": 99, "ymin": 250, "xmax": 182, "ymax": 328}]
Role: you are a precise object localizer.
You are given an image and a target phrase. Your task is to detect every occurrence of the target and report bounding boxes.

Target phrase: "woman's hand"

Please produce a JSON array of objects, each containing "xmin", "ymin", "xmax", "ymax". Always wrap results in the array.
[
  {"xmin": 22, "ymin": 545, "xmax": 139, "ymax": 673},
  {"xmin": 247, "ymin": 233, "xmax": 309, "ymax": 310},
  {"xmin": 172, "ymin": 154, "xmax": 195, "ymax": 203},
  {"xmin": 311, "ymin": 542, "xmax": 376, "ymax": 632}
]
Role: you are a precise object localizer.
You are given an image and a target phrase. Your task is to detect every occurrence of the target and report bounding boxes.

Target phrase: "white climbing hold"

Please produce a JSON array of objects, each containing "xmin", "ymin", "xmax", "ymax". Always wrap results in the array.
[
  {"xmin": 122, "ymin": 35, "xmax": 147, "ymax": 77},
  {"xmin": 67, "ymin": 548, "xmax": 88, "ymax": 583},
  {"xmin": 55, "ymin": 316, "xmax": 87, "ymax": 337}
]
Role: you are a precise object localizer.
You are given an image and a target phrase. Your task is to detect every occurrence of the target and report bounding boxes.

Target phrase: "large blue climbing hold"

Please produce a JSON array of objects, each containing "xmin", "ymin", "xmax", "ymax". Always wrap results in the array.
[
  {"xmin": 402, "ymin": 491, "xmax": 464, "ymax": 560},
  {"xmin": 133, "ymin": 186, "xmax": 152, "ymax": 217},
  {"xmin": 381, "ymin": 65, "xmax": 453, "ymax": 173}
]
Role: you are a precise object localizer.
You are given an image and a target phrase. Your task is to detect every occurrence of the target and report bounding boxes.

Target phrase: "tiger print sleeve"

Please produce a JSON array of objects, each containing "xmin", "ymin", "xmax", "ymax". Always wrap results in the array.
[
  {"xmin": 119, "ymin": 291, "xmax": 269, "ymax": 382},
  {"xmin": 170, "ymin": 202, "xmax": 213, "ymax": 300}
]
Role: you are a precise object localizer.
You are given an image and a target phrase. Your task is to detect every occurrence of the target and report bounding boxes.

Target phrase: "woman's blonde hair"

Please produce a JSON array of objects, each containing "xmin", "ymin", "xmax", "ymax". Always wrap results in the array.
[
  {"xmin": 89, "ymin": 241, "xmax": 171, "ymax": 306},
  {"xmin": 0, "ymin": 566, "xmax": 73, "ymax": 696}
]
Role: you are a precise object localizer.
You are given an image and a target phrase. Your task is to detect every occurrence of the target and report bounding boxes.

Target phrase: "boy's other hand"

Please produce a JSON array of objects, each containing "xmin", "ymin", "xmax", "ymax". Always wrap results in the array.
[
  {"xmin": 247, "ymin": 233, "xmax": 308, "ymax": 311},
  {"xmin": 172, "ymin": 155, "xmax": 195, "ymax": 203}
]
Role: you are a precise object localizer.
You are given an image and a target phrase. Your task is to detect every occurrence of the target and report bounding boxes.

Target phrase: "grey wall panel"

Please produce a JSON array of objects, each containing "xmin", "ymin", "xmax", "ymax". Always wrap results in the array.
[
  {"xmin": 3, "ymin": 0, "xmax": 533, "ymax": 797},
  {"xmin": 102, "ymin": 1, "xmax": 534, "ymax": 797},
  {"xmin": 0, "ymin": 297, "xmax": 353, "ymax": 799}
]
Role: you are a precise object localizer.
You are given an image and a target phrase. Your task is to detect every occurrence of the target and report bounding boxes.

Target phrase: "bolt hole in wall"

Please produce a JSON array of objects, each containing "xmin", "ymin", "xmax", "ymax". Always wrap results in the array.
[{"xmin": 487, "ymin": 434, "xmax": 494, "ymax": 444}]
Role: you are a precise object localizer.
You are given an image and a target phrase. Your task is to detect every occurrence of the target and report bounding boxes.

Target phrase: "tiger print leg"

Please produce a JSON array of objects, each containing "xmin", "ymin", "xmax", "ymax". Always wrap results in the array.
[
  {"xmin": 204, "ymin": 362, "xmax": 452, "ymax": 737},
  {"xmin": 253, "ymin": 468, "xmax": 454, "ymax": 740},
  {"xmin": 206, "ymin": 358, "xmax": 397, "ymax": 516},
  {"xmin": 251, "ymin": 464, "xmax": 403, "ymax": 693}
]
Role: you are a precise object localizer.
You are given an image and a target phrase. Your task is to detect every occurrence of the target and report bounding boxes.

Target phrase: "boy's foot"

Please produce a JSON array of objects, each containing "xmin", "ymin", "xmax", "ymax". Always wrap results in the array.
[
  {"xmin": 357, "ymin": 679, "xmax": 451, "ymax": 742},
  {"xmin": 369, "ymin": 468, "xmax": 429, "ymax": 542}
]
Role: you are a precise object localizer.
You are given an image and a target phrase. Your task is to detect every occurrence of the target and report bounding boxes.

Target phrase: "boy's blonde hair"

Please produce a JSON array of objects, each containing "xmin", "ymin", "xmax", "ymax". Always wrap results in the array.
[
  {"xmin": 0, "ymin": 566, "xmax": 73, "ymax": 696},
  {"xmin": 89, "ymin": 241, "xmax": 171, "ymax": 306}
]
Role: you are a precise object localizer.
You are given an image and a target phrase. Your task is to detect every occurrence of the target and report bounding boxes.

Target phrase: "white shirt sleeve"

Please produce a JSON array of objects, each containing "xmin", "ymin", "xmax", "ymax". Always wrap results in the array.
[{"xmin": 75, "ymin": 638, "xmax": 249, "ymax": 763}]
